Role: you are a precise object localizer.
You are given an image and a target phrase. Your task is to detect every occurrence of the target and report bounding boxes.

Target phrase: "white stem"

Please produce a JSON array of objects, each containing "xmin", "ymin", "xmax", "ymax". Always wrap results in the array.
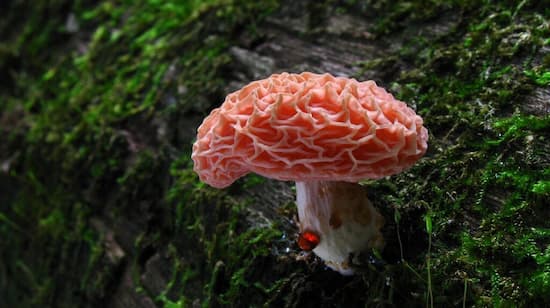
[{"xmin": 295, "ymin": 180, "xmax": 385, "ymax": 275}]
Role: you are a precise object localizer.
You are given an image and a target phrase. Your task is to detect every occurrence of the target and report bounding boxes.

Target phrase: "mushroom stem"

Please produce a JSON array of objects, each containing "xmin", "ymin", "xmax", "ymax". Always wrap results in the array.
[{"xmin": 295, "ymin": 180, "xmax": 385, "ymax": 275}]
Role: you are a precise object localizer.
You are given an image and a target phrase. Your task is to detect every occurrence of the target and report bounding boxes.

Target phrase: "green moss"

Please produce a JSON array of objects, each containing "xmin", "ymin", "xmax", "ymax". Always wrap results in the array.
[
  {"xmin": 163, "ymin": 156, "xmax": 287, "ymax": 306},
  {"xmin": 1, "ymin": 0, "xmax": 279, "ymax": 307},
  {"xmin": 524, "ymin": 68, "xmax": 550, "ymax": 86},
  {"xmin": 1, "ymin": 0, "xmax": 549, "ymax": 307},
  {"xmin": 349, "ymin": 1, "xmax": 550, "ymax": 306}
]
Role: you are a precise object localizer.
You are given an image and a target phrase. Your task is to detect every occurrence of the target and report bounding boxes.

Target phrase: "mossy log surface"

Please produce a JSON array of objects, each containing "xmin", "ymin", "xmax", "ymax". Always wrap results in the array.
[{"xmin": 1, "ymin": 1, "xmax": 549, "ymax": 307}]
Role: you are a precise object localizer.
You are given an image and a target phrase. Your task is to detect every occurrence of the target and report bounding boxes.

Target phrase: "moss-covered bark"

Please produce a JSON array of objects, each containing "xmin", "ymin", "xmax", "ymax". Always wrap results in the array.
[{"xmin": 1, "ymin": 0, "xmax": 548, "ymax": 307}]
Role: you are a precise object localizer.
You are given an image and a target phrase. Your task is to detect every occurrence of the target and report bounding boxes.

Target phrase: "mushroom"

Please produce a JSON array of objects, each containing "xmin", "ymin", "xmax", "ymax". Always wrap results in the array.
[{"xmin": 191, "ymin": 72, "xmax": 428, "ymax": 275}]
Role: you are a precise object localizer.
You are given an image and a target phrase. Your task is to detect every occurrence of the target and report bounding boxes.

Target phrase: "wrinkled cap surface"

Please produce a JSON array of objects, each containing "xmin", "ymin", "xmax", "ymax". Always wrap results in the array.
[{"xmin": 192, "ymin": 72, "xmax": 428, "ymax": 188}]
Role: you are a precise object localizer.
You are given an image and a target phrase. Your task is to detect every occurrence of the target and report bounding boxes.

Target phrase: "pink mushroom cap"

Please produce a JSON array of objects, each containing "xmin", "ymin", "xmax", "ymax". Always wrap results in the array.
[{"xmin": 192, "ymin": 72, "xmax": 428, "ymax": 188}]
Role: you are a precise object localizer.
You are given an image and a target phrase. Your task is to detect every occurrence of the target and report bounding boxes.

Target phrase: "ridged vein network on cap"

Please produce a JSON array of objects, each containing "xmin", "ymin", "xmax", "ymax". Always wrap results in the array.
[{"xmin": 192, "ymin": 72, "xmax": 428, "ymax": 188}]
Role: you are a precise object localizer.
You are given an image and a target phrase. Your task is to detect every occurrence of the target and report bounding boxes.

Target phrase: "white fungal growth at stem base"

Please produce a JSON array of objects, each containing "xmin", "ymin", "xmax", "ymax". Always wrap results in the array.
[{"xmin": 296, "ymin": 181, "xmax": 385, "ymax": 275}]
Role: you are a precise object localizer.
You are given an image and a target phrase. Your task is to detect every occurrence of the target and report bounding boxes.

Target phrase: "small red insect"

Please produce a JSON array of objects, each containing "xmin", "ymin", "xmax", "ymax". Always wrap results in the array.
[{"xmin": 298, "ymin": 230, "xmax": 320, "ymax": 251}]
